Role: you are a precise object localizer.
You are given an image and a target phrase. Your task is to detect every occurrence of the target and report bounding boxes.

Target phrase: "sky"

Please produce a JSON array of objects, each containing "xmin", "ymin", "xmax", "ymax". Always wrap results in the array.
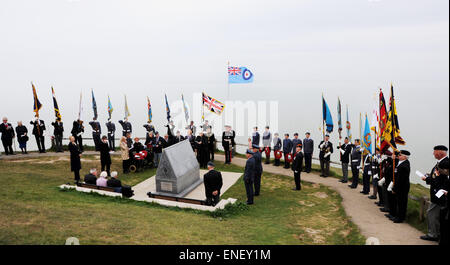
[{"xmin": 0, "ymin": 0, "xmax": 448, "ymax": 183}]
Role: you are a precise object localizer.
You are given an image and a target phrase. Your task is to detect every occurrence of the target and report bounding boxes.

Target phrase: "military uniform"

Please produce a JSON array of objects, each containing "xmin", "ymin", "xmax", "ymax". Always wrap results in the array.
[
  {"xmin": 51, "ymin": 120, "xmax": 64, "ymax": 152},
  {"xmin": 348, "ymin": 143, "xmax": 362, "ymax": 188},
  {"xmin": 361, "ymin": 154, "xmax": 373, "ymax": 194},
  {"xmin": 89, "ymin": 120, "xmax": 101, "ymax": 151},
  {"xmin": 206, "ymin": 131, "xmax": 216, "ymax": 161},
  {"xmin": 283, "ymin": 137, "xmax": 293, "ymax": 169},
  {"xmin": 71, "ymin": 120, "xmax": 84, "ymax": 152},
  {"xmin": 262, "ymin": 129, "xmax": 272, "ymax": 164},
  {"xmin": 106, "ymin": 121, "xmax": 116, "ymax": 150},
  {"xmin": 118, "ymin": 120, "xmax": 132, "ymax": 137},
  {"xmin": 252, "ymin": 130, "xmax": 260, "ymax": 146},
  {"xmin": 292, "ymin": 150, "xmax": 304, "ymax": 190},
  {"xmin": 252, "ymin": 146, "xmax": 263, "ymax": 196},
  {"xmin": 222, "ymin": 129, "xmax": 235, "ymax": 164},
  {"xmin": 392, "ymin": 153, "xmax": 411, "ymax": 223},
  {"xmin": 244, "ymin": 152, "xmax": 256, "ymax": 204},
  {"xmin": 273, "ymin": 136, "xmax": 282, "ymax": 166},
  {"xmin": 302, "ymin": 136, "xmax": 314, "ymax": 173},
  {"xmin": 318, "ymin": 139, "xmax": 333, "ymax": 177},
  {"xmin": 30, "ymin": 119, "xmax": 46, "ymax": 153},
  {"xmin": 338, "ymin": 142, "xmax": 352, "ymax": 182},
  {"xmin": 203, "ymin": 168, "xmax": 223, "ymax": 206},
  {"xmin": 195, "ymin": 134, "xmax": 208, "ymax": 168},
  {"xmin": 291, "ymin": 136, "xmax": 302, "ymax": 155},
  {"xmin": 0, "ymin": 122, "xmax": 15, "ymax": 155}
]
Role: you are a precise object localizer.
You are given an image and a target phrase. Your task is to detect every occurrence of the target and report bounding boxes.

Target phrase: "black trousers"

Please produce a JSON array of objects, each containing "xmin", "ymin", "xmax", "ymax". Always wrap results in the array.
[
  {"xmin": 439, "ymin": 208, "xmax": 449, "ymax": 245},
  {"xmin": 382, "ymin": 185, "xmax": 390, "ymax": 210},
  {"xmin": 206, "ymin": 193, "xmax": 220, "ymax": 206},
  {"xmin": 74, "ymin": 170, "xmax": 80, "ymax": 182},
  {"xmin": 265, "ymin": 147, "xmax": 271, "ymax": 164},
  {"xmin": 101, "ymin": 161, "xmax": 111, "ymax": 176},
  {"xmin": 274, "ymin": 158, "xmax": 280, "ymax": 166},
  {"xmin": 294, "ymin": 171, "xmax": 301, "ymax": 190},
  {"xmin": 351, "ymin": 164, "xmax": 359, "ymax": 187},
  {"xmin": 75, "ymin": 136, "xmax": 83, "ymax": 152},
  {"xmin": 362, "ymin": 171, "xmax": 371, "ymax": 193},
  {"xmin": 254, "ymin": 172, "xmax": 262, "ymax": 195},
  {"xmin": 93, "ymin": 133, "xmax": 101, "ymax": 151},
  {"xmin": 304, "ymin": 153, "xmax": 312, "ymax": 172},
  {"xmin": 54, "ymin": 134, "xmax": 63, "ymax": 152},
  {"xmin": 377, "ymin": 184, "xmax": 384, "ymax": 204},
  {"xmin": 108, "ymin": 133, "xmax": 115, "ymax": 150},
  {"xmin": 35, "ymin": 135, "xmax": 45, "ymax": 152},
  {"xmin": 2, "ymin": 139, "xmax": 13, "ymax": 154},
  {"xmin": 208, "ymin": 145, "xmax": 214, "ymax": 161},
  {"xmin": 123, "ymin": 159, "xmax": 130, "ymax": 173},
  {"xmin": 388, "ymin": 191, "xmax": 397, "ymax": 217},
  {"xmin": 284, "ymin": 153, "xmax": 290, "ymax": 168},
  {"xmin": 244, "ymin": 180, "xmax": 254, "ymax": 204},
  {"xmin": 396, "ymin": 192, "xmax": 408, "ymax": 221},
  {"xmin": 320, "ymin": 159, "xmax": 330, "ymax": 177},
  {"xmin": 224, "ymin": 148, "xmax": 232, "ymax": 163}
]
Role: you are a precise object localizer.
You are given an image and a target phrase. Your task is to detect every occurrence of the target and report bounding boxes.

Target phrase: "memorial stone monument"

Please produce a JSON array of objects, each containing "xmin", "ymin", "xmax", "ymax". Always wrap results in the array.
[{"xmin": 154, "ymin": 139, "xmax": 202, "ymax": 197}]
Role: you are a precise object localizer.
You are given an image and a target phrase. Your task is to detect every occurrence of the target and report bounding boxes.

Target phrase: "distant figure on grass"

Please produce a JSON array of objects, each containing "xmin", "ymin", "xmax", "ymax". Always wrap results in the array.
[
  {"xmin": 68, "ymin": 136, "xmax": 82, "ymax": 183},
  {"xmin": 120, "ymin": 136, "xmax": 130, "ymax": 174},
  {"xmin": 292, "ymin": 144, "xmax": 304, "ymax": 191},
  {"xmin": 99, "ymin": 136, "xmax": 112, "ymax": 176},
  {"xmin": 96, "ymin": 171, "xmax": 108, "ymax": 187},
  {"xmin": 107, "ymin": 171, "xmax": 122, "ymax": 192},
  {"xmin": 84, "ymin": 168, "xmax": 98, "ymax": 185},
  {"xmin": 203, "ymin": 161, "xmax": 223, "ymax": 206},
  {"xmin": 244, "ymin": 149, "xmax": 256, "ymax": 205}
]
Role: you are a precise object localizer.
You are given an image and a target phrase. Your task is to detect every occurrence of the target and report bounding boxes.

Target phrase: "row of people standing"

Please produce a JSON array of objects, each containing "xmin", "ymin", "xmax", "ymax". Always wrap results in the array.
[{"xmin": 0, "ymin": 117, "xmax": 49, "ymax": 155}]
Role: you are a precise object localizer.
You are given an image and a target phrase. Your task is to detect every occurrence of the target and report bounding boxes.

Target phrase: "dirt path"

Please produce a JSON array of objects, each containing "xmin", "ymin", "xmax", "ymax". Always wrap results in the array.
[{"xmin": 214, "ymin": 154, "xmax": 434, "ymax": 245}]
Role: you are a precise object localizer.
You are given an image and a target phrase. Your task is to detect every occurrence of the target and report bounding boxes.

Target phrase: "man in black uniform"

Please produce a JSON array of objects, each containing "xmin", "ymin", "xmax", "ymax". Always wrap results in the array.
[
  {"xmin": 71, "ymin": 120, "xmax": 84, "ymax": 152},
  {"xmin": 369, "ymin": 148, "xmax": 381, "ymax": 200},
  {"xmin": 273, "ymin": 133, "xmax": 282, "ymax": 166},
  {"xmin": 118, "ymin": 118, "xmax": 132, "ymax": 137},
  {"xmin": 51, "ymin": 118, "xmax": 64, "ymax": 152},
  {"xmin": 106, "ymin": 119, "xmax": 116, "ymax": 150},
  {"xmin": 244, "ymin": 149, "xmax": 256, "ymax": 205},
  {"xmin": 361, "ymin": 154, "xmax": 373, "ymax": 194},
  {"xmin": 203, "ymin": 161, "xmax": 223, "ymax": 206},
  {"xmin": 252, "ymin": 144, "xmax": 263, "ymax": 196},
  {"xmin": 222, "ymin": 125, "xmax": 234, "ymax": 164},
  {"xmin": 292, "ymin": 144, "xmax": 304, "ymax": 191},
  {"xmin": 283, "ymin": 134, "xmax": 293, "ymax": 169},
  {"xmin": 0, "ymin": 117, "xmax": 15, "ymax": 155},
  {"xmin": 420, "ymin": 145, "xmax": 449, "ymax": 241},
  {"xmin": 206, "ymin": 128, "xmax": 216, "ymax": 161},
  {"xmin": 99, "ymin": 136, "xmax": 112, "ymax": 176},
  {"xmin": 30, "ymin": 117, "xmax": 46, "ymax": 153},
  {"xmin": 195, "ymin": 131, "xmax": 208, "ymax": 169},
  {"xmin": 318, "ymin": 134, "xmax": 333, "ymax": 177},
  {"xmin": 348, "ymin": 139, "xmax": 363, "ymax": 188},
  {"xmin": 302, "ymin": 132, "xmax": 314, "ymax": 173},
  {"xmin": 89, "ymin": 118, "xmax": 101, "ymax": 151},
  {"xmin": 392, "ymin": 150, "xmax": 411, "ymax": 223},
  {"xmin": 338, "ymin": 137, "xmax": 352, "ymax": 183}
]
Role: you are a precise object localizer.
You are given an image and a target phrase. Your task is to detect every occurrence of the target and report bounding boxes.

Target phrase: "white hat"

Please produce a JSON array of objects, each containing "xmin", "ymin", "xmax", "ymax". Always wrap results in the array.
[{"xmin": 100, "ymin": 171, "xmax": 108, "ymax": 178}]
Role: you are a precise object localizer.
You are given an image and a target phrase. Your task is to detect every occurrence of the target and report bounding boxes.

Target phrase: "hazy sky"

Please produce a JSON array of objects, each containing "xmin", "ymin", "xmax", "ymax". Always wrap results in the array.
[{"xmin": 0, "ymin": 0, "xmax": 448, "ymax": 183}]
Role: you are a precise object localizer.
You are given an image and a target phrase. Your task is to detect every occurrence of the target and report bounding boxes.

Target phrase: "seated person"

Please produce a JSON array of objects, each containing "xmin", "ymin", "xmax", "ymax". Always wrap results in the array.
[
  {"xmin": 96, "ymin": 171, "xmax": 108, "ymax": 187},
  {"xmin": 130, "ymin": 137, "xmax": 145, "ymax": 153},
  {"xmin": 107, "ymin": 171, "xmax": 122, "ymax": 192},
  {"xmin": 84, "ymin": 168, "xmax": 98, "ymax": 185},
  {"xmin": 203, "ymin": 161, "xmax": 223, "ymax": 206}
]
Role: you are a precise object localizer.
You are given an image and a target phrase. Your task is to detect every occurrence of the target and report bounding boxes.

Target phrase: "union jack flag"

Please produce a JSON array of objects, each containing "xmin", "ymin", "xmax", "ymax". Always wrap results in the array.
[
  {"xmin": 202, "ymin": 92, "xmax": 225, "ymax": 115},
  {"xmin": 228, "ymin": 66, "xmax": 241, "ymax": 76}
]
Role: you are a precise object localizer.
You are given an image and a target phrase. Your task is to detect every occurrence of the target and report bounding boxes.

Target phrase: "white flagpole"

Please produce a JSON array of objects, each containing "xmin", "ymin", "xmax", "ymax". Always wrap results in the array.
[{"xmin": 227, "ymin": 61, "xmax": 230, "ymax": 100}]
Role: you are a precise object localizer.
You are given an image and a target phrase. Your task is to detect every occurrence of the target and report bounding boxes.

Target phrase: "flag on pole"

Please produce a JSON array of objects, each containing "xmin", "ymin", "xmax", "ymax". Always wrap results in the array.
[
  {"xmin": 322, "ymin": 95, "xmax": 333, "ymax": 133},
  {"xmin": 379, "ymin": 89, "xmax": 389, "ymax": 152},
  {"xmin": 32, "ymin": 82, "xmax": 42, "ymax": 117},
  {"xmin": 363, "ymin": 113, "xmax": 372, "ymax": 154},
  {"xmin": 202, "ymin": 92, "xmax": 225, "ymax": 115},
  {"xmin": 107, "ymin": 95, "xmax": 113, "ymax": 120},
  {"xmin": 382, "ymin": 84, "xmax": 405, "ymax": 151},
  {"xmin": 165, "ymin": 94, "xmax": 171, "ymax": 122},
  {"xmin": 51, "ymin": 86, "xmax": 62, "ymax": 121},
  {"xmin": 346, "ymin": 105, "xmax": 352, "ymax": 142},
  {"xmin": 124, "ymin": 95, "xmax": 131, "ymax": 119},
  {"xmin": 78, "ymin": 92, "xmax": 83, "ymax": 120},
  {"xmin": 370, "ymin": 97, "xmax": 379, "ymax": 150},
  {"xmin": 337, "ymin": 97, "xmax": 342, "ymax": 138},
  {"xmin": 228, "ymin": 66, "xmax": 254, "ymax": 84},
  {"xmin": 91, "ymin": 89, "xmax": 98, "ymax": 120},
  {"xmin": 181, "ymin": 94, "xmax": 189, "ymax": 123},
  {"xmin": 147, "ymin": 96, "xmax": 152, "ymax": 123}
]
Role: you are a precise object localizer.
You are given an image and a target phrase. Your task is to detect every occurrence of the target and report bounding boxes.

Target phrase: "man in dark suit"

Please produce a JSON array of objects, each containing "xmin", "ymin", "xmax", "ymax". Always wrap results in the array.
[
  {"xmin": 318, "ymin": 134, "xmax": 333, "ymax": 177},
  {"xmin": 338, "ymin": 137, "xmax": 352, "ymax": 183},
  {"xmin": 118, "ymin": 118, "xmax": 132, "ymax": 137},
  {"xmin": 292, "ymin": 144, "xmax": 304, "ymax": 191},
  {"xmin": 84, "ymin": 168, "xmax": 98, "ymax": 185},
  {"xmin": 392, "ymin": 150, "xmax": 411, "ymax": 223},
  {"xmin": 89, "ymin": 118, "xmax": 101, "ymax": 151},
  {"xmin": 106, "ymin": 119, "xmax": 116, "ymax": 150},
  {"xmin": 420, "ymin": 145, "xmax": 449, "ymax": 241},
  {"xmin": 0, "ymin": 117, "xmax": 15, "ymax": 155},
  {"xmin": 222, "ymin": 125, "xmax": 234, "ymax": 164},
  {"xmin": 244, "ymin": 149, "xmax": 256, "ymax": 205},
  {"xmin": 51, "ymin": 118, "xmax": 64, "ymax": 152},
  {"xmin": 107, "ymin": 171, "xmax": 122, "ymax": 192},
  {"xmin": 302, "ymin": 132, "xmax": 314, "ymax": 173},
  {"xmin": 30, "ymin": 118, "xmax": 46, "ymax": 153},
  {"xmin": 252, "ymin": 144, "xmax": 263, "ymax": 196},
  {"xmin": 174, "ymin": 130, "xmax": 185, "ymax": 144},
  {"xmin": 283, "ymin": 133, "xmax": 293, "ymax": 169},
  {"xmin": 99, "ymin": 136, "xmax": 112, "ymax": 176},
  {"xmin": 203, "ymin": 161, "xmax": 223, "ymax": 206}
]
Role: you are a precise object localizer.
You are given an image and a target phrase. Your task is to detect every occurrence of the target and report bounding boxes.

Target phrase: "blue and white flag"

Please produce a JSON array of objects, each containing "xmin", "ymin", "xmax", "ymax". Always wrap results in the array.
[
  {"xmin": 228, "ymin": 66, "xmax": 254, "ymax": 84},
  {"xmin": 322, "ymin": 96, "xmax": 333, "ymax": 133}
]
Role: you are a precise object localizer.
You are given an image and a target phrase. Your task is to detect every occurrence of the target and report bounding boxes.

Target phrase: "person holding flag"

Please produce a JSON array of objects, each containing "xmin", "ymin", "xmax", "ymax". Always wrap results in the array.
[
  {"xmin": 361, "ymin": 114, "xmax": 373, "ymax": 194},
  {"xmin": 50, "ymin": 87, "xmax": 64, "ymax": 153},
  {"xmin": 30, "ymin": 83, "xmax": 46, "ymax": 153},
  {"xmin": 89, "ymin": 89, "xmax": 101, "ymax": 151},
  {"xmin": 119, "ymin": 95, "xmax": 132, "ymax": 137},
  {"xmin": 319, "ymin": 96, "xmax": 334, "ymax": 177},
  {"xmin": 106, "ymin": 95, "xmax": 116, "ymax": 150}
]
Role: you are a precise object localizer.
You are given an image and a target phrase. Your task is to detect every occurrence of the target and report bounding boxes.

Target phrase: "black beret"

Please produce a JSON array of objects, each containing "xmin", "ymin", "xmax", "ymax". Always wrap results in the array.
[
  {"xmin": 246, "ymin": 149, "xmax": 254, "ymax": 155},
  {"xmin": 325, "ymin": 134, "xmax": 330, "ymax": 137},
  {"xmin": 252, "ymin": 144, "xmax": 260, "ymax": 149},
  {"xmin": 207, "ymin": 161, "xmax": 215, "ymax": 167},
  {"xmin": 400, "ymin": 150, "xmax": 410, "ymax": 156},
  {"xmin": 434, "ymin": 145, "xmax": 448, "ymax": 151},
  {"xmin": 294, "ymin": 133, "xmax": 298, "ymax": 136},
  {"xmin": 305, "ymin": 132, "xmax": 310, "ymax": 135}
]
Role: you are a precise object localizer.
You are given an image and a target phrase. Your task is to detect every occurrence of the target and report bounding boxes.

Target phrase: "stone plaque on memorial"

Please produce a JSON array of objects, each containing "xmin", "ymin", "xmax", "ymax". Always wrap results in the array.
[{"xmin": 154, "ymin": 139, "xmax": 202, "ymax": 197}]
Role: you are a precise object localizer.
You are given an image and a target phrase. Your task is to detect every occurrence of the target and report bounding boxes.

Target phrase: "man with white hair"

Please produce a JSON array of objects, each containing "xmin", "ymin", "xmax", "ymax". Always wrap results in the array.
[
  {"xmin": 107, "ymin": 171, "xmax": 122, "ymax": 192},
  {"xmin": 0, "ymin": 117, "xmax": 15, "ymax": 155},
  {"xmin": 84, "ymin": 168, "xmax": 98, "ymax": 185},
  {"xmin": 96, "ymin": 171, "xmax": 108, "ymax": 187}
]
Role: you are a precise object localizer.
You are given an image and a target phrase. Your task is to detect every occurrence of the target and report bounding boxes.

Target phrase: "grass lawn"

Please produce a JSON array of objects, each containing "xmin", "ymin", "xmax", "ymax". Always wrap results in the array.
[{"xmin": 0, "ymin": 154, "xmax": 365, "ymax": 245}]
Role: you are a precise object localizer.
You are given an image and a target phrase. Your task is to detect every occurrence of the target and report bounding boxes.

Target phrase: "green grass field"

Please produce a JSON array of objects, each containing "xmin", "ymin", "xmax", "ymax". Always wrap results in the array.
[{"xmin": 0, "ymin": 154, "xmax": 365, "ymax": 245}]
